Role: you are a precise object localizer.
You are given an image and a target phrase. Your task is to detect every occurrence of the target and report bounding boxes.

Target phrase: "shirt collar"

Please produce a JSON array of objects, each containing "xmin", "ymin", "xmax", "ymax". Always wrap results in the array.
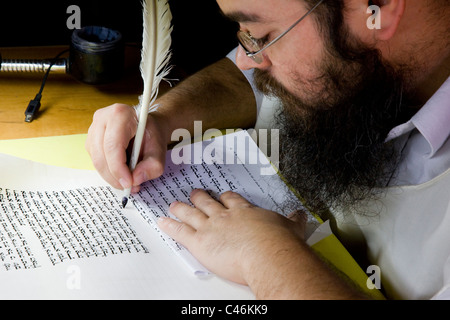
[{"xmin": 386, "ymin": 76, "xmax": 450, "ymax": 157}]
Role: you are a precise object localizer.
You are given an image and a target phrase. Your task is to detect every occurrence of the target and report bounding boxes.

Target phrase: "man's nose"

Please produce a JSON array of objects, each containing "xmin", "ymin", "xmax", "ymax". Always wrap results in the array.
[{"xmin": 235, "ymin": 46, "xmax": 271, "ymax": 70}]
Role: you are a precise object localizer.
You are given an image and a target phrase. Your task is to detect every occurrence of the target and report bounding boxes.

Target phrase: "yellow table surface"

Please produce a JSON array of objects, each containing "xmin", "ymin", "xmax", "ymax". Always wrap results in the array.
[{"xmin": 0, "ymin": 46, "xmax": 146, "ymax": 140}]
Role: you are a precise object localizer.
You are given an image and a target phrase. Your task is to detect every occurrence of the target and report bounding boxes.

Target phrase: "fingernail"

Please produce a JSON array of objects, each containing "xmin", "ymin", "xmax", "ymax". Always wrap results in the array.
[
  {"xmin": 119, "ymin": 178, "xmax": 131, "ymax": 190},
  {"xmin": 170, "ymin": 201, "xmax": 181, "ymax": 210},
  {"xmin": 158, "ymin": 216, "xmax": 168, "ymax": 224},
  {"xmin": 136, "ymin": 172, "xmax": 148, "ymax": 185}
]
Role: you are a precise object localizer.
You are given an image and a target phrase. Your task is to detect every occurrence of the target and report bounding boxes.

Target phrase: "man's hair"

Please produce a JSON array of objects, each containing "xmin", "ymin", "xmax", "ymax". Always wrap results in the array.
[
  {"xmin": 302, "ymin": 0, "xmax": 363, "ymax": 64},
  {"xmin": 427, "ymin": 0, "xmax": 450, "ymax": 24},
  {"xmin": 303, "ymin": 0, "xmax": 344, "ymax": 34}
]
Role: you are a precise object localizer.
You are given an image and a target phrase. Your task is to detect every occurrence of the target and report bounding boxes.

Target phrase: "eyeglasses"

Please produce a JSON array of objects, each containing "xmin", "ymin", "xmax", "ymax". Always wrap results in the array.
[{"xmin": 237, "ymin": 0, "xmax": 324, "ymax": 64}]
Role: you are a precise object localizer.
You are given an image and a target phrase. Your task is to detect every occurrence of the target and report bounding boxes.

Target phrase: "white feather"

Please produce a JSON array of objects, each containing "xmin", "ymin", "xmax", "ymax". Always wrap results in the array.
[
  {"xmin": 124, "ymin": 0, "xmax": 173, "ymax": 201},
  {"xmin": 139, "ymin": 0, "xmax": 173, "ymax": 114}
]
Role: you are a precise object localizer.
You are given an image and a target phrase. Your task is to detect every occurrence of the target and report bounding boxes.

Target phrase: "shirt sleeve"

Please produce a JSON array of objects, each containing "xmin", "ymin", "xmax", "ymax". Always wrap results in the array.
[{"xmin": 226, "ymin": 47, "xmax": 264, "ymax": 117}]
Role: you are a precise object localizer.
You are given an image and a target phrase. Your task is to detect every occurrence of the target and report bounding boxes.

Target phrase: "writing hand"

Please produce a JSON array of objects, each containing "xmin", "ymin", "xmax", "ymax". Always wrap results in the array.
[{"xmin": 86, "ymin": 103, "xmax": 169, "ymax": 192}]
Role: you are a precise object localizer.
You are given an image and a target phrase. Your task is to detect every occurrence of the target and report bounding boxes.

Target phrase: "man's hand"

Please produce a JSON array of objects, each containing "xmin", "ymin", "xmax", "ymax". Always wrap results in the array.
[
  {"xmin": 158, "ymin": 189, "xmax": 307, "ymax": 285},
  {"xmin": 85, "ymin": 58, "xmax": 257, "ymax": 194},
  {"xmin": 158, "ymin": 189, "xmax": 368, "ymax": 299},
  {"xmin": 85, "ymin": 103, "xmax": 169, "ymax": 192}
]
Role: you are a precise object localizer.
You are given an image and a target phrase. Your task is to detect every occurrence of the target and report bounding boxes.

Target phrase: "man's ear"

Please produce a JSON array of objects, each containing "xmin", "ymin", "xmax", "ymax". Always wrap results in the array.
[{"xmin": 370, "ymin": 0, "xmax": 406, "ymax": 41}]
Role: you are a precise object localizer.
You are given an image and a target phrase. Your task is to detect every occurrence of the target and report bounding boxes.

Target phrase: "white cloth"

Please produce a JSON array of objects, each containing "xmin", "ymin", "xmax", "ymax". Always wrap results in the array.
[
  {"xmin": 336, "ymin": 168, "xmax": 450, "ymax": 299},
  {"xmin": 386, "ymin": 76, "xmax": 450, "ymax": 186}
]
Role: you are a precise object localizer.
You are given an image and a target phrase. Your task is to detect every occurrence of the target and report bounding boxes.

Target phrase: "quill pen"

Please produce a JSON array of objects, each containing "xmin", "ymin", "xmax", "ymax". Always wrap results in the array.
[{"xmin": 122, "ymin": 0, "xmax": 173, "ymax": 208}]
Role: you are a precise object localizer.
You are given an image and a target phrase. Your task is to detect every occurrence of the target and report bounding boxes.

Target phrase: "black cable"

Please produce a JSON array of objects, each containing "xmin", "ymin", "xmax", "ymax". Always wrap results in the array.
[{"xmin": 25, "ymin": 49, "xmax": 69, "ymax": 123}]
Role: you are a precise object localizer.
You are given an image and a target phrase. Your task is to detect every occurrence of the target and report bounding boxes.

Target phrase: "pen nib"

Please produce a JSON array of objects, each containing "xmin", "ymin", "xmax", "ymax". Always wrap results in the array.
[{"xmin": 122, "ymin": 197, "xmax": 128, "ymax": 209}]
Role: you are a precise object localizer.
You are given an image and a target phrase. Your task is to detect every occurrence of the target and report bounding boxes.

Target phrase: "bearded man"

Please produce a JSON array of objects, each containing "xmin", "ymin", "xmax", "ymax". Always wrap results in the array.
[{"xmin": 86, "ymin": 0, "xmax": 450, "ymax": 299}]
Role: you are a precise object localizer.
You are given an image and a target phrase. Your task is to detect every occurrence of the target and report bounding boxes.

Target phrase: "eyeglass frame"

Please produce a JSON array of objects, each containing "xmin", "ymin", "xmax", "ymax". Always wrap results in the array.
[{"xmin": 237, "ymin": 0, "xmax": 325, "ymax": 64}]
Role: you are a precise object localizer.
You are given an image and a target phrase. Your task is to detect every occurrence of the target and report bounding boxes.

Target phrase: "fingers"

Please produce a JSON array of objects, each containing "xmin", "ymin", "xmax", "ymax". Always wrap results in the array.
[
  {"xmin": 158, "ymin": 201, "xmax": 207, "ymax": 246},
  {"xmin": 87, "ymin": 104, "xmax": 137, "ymax": 190},
  {"xmin": 161, "ymin": 190, "xmax": 255, "ymax": 236},
  {"xmin": 189, "ymin": 189, "xmax": 225, "ymax": 216},
  {"xmin": 219, "ymin": 190, "xmax": 255, "ymax": 209},
  {"xmin": 159, "ymin": 190, "xmax": 224, "ymax": 245},
  {"xmin": 86, "ymin": 106, "xmax": 127, "ymax": 190},
  {"xmin": 102, "ymin": 106, "xmax": 138, "ymax": 189},
  {"xmin": 158, "ymin": 216, "xmax": 196, "ymax": 245},
  {"xmin": 185, "ymin": 189, "xmax": 254, "ymax": 216},
  {"xmin": 86, "ymin": 103, "xmax": 168, "ymax": 192},
  {"xmin": 168, "ymin": 201, "xmax": 208, "ymax": 230},
  {"xmin": 132, "ymin": 129, "xmax": 166, "ymax": 186}
]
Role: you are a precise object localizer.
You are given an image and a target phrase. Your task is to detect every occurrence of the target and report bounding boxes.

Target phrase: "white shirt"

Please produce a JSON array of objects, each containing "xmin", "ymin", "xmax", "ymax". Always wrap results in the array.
[
  {"xmin": 227, "ymin": 48, "xmax": 450, "ymax": 299},
  {"xmin": 386, "ymin": 76, "xmax": 450, "ymax": 185},
  {"xmin": 369, "ymin": 76, "xmax": 450, "ymax": 299}
]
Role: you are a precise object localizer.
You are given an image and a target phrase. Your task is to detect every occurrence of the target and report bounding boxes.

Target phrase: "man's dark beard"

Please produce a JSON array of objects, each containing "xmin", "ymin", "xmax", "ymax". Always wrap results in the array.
[{"xmin": 254, "ymin": 30, "xmax": 415, "ymax": 215}]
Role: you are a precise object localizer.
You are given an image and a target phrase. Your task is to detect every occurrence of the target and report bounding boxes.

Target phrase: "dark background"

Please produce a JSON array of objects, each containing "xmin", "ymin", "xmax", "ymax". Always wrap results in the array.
[{"xmin": 0, "ymin": 0, "xmax": 238, "ymax": 75}]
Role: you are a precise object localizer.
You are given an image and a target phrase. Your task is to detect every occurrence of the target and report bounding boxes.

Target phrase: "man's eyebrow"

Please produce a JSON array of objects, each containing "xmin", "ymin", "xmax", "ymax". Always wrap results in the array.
[{"xmin": 223, "ymin": 11, "xmax": 266, "ymax": 23}]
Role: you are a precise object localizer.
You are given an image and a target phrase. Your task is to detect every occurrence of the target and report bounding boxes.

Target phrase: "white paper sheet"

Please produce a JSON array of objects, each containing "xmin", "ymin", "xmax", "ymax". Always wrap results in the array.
[{"xmin": 0, "ymin": 131, "xmax": 323, "ymax": 299}]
